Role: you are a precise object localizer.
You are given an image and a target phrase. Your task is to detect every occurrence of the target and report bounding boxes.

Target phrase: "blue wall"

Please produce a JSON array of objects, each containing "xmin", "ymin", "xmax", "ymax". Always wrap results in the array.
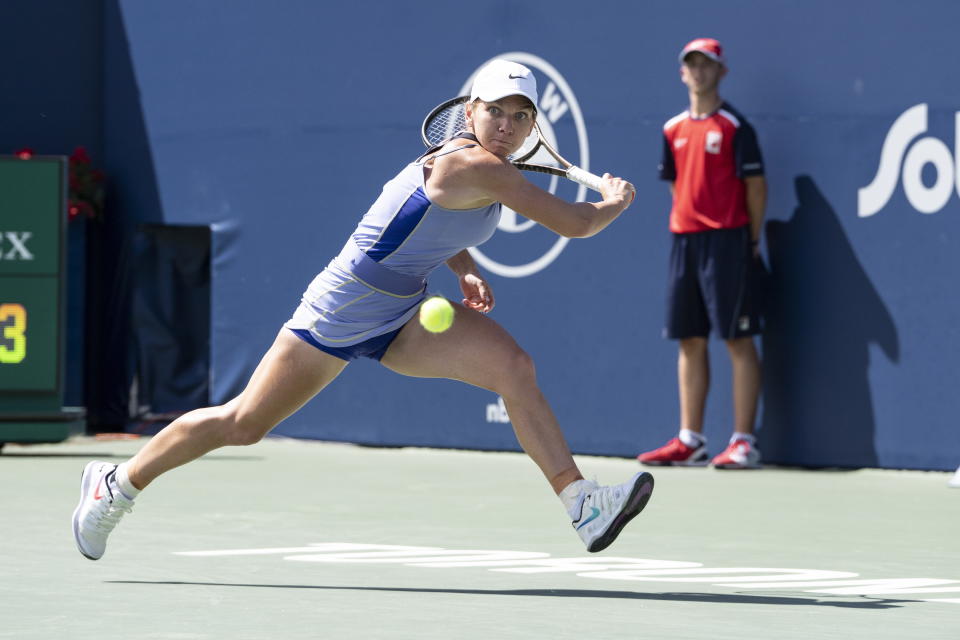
[
  {"xmin": 34, "ymin": 1, "xmax": 960, "ymax": 469},
  {"xmin": 0, "ymin": 0, "xmax": 104, "ymax": 408}
]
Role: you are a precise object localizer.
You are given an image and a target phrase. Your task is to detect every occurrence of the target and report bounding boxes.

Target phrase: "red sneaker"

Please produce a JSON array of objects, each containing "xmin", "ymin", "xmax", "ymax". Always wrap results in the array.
[
  {"xmin": 637, "ymin": 437, "xmax": 708, "ymax": 466},
  {"xmin": 711, "ymin": 440, "xmax": 761, "ymax": 469}
]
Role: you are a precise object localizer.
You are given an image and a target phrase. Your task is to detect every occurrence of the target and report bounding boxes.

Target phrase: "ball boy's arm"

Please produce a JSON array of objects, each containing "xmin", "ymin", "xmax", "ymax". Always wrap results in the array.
[{"xmin": 744, "ymin": 175, "xmax": 767, "ymax": 249}]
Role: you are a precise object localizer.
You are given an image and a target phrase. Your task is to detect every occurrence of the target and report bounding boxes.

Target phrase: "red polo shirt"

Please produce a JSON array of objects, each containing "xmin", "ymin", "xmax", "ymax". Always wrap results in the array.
[{"xmin": 659, "ymin": 102, "xmax": 764, "ymax": 234}]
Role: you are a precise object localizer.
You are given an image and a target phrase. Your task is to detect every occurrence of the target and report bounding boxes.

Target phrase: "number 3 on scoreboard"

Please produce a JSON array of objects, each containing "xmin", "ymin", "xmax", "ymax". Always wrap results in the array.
[{"xmin": 0, "ymin": 303, "xmax": 27, "ymax": 364}]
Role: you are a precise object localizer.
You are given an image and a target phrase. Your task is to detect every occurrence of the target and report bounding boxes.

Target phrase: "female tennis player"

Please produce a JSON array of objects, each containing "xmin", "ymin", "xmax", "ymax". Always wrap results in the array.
[{"xmin": 72, "ymin": 59, "xmax": 652, "ymax": 559}]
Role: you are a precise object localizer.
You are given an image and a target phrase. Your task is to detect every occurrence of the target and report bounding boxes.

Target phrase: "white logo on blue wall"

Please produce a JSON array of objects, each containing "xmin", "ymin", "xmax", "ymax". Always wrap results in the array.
[
  {"xmin": 459, "ymin": 53, "xmax": 591, "ymax": 278},
  {"xmin": 486, "ymin": 396, "xmax": 510, "ymax": 424},
  {"xmin": 859, "ymin": 104, "xmax": 960, "ymax": 216}
]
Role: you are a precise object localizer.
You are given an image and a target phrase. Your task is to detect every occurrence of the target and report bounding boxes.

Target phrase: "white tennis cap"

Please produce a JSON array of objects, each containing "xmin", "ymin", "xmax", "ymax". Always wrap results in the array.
[{"xmin": 470, "ymin": 59, "xmax": 538, "ymax": 106}]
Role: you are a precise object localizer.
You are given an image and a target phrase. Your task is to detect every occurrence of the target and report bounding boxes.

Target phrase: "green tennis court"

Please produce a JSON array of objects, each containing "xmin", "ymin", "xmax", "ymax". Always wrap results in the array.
[{"xmin": 2, "ymin": 436, "xmax": 957, "ymax": 639}]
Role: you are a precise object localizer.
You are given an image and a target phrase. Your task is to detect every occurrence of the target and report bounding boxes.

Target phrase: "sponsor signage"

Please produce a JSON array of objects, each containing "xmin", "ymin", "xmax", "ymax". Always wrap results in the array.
[
  {"xmin": 0, "ymin": 157, "xmax": 66, "ymax": 392},
  {"xmin": 859, "ymin": 103, "xmax": 960, "ymax": 217}
]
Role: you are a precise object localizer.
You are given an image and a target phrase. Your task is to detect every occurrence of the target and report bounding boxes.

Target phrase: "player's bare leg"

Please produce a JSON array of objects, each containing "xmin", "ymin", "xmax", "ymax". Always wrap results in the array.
[
  {"xmin": 381, "ymin": 302, "xmax": 580, "ymax": 491},
  {"xmin": 381, "ymin": 302, "xmax": 653, "ymax": 552},
  {"xmin": 127, "ymin": 330, "xmax": 348, "ymax": 489},
  {"xmin": 73, "ymin": 330, "xmax": 347, "ymax": 559}
]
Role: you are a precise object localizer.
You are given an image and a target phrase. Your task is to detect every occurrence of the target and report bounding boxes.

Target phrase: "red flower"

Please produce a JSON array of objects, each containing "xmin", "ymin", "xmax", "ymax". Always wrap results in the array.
[
  {"xmin": 71, "ymin": 146, "xmax": 91, "ymax": 164},
  {"xmin": 68, "ymin": 200, "xmax": 95, "ymax": 219},
  {"xmin": 13, "ymin": 145, "xmax": 106, "ymax": 221}
]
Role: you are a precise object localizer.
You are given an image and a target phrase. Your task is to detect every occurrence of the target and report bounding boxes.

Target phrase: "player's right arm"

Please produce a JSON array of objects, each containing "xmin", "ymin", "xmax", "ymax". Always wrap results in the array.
[{"xmin": 432, "ymin": 146, "xmax": 635, "ymax": 239}]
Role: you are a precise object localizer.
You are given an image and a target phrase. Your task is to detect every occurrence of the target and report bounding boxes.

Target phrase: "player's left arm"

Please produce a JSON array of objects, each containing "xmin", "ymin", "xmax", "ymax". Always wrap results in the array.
[{"xmin": 446, "ymin": 249, "xmax": 495, "ymax": 313}]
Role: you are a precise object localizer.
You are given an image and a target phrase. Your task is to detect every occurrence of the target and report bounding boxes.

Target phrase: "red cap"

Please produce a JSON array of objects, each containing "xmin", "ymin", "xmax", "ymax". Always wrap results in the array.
[{"xmin": 679, "ymin": 38, "xmax": 725, "ymax": 64}]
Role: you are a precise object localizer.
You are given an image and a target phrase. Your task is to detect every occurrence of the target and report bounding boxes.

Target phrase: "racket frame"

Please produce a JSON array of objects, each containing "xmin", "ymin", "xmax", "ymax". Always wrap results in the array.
[{"xmin": 421, "ymin": 96, "xmax": 605, "ymax": 192}]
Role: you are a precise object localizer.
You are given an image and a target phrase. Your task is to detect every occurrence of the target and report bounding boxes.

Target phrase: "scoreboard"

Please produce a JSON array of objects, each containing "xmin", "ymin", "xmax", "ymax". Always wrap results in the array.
[{"xmin": 0, "ymin": 156, "xmax": 84, "ymax": 446}]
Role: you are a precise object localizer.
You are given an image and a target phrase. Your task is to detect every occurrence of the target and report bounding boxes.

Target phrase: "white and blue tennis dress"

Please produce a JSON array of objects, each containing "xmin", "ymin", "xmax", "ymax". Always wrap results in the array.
[{"xmin": 285, "ymin": 143, "xmax": 501, "ymax": 360}]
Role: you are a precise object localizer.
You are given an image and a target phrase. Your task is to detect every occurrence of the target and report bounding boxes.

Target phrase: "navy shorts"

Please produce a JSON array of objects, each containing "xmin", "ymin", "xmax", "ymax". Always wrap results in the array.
[
  {"xmin": 664, "ymin": 226, "xmax": 766, "ymax": 340},
  {"xmin": 288, "ymin": 326, "xmax": 403, "ymax": 362}
]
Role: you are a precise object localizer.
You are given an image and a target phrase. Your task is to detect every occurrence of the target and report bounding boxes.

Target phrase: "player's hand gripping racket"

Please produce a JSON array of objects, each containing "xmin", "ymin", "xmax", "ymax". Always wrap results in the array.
[{"xmin": 421, "ymin": 96, "xmax": 606, "ymax": 193}]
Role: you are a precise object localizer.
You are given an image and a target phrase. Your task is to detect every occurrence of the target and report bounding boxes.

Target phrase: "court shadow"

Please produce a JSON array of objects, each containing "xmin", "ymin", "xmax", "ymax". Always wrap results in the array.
[
  {"xmin": 0, "ymin": 452, "xmax": 261, "ymax": 460},
  {"xmin": 0, "ymin": 452, "xmax": 129, "ymax": 459},
  {"xmin": 760, "ymin": 176, "xmax": 899, "ymax": 468},
  {"xmin": 106, "ymin": 581, "xmax": 911, "ymax": 610}
]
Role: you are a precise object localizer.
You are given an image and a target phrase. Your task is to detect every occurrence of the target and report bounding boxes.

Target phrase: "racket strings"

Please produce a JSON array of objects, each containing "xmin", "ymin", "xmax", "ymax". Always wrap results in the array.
[
  {"xmin": 423, "ymin": 99, "xmax": 538, "ymax": 163},
  {"xmin": 424, "ymin": 104, "xmax": 468, "ymax": 147},
  {"xmin": 420, "ymin": 97, "xmax": 603, "ymax": 192},
  {"xmin": 511, "ymin": 125, "xmax": 541, "ymax": 163}
]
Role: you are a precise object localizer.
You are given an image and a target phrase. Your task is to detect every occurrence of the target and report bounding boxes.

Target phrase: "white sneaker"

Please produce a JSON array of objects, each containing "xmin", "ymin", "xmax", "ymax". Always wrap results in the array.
[
  {"xmin": 571, "ymin": 471, "xmax": 654, "ymax": 553},
  {"xmin": 72, "ymin": 461, "xmax": 134, "ymax": 560},
  {"xmin": 949, "ymin": 465, "xmax": 960, "ymax": 488}
]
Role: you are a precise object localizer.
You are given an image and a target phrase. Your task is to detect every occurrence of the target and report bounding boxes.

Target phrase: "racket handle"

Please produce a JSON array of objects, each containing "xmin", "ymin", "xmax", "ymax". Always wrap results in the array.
[{"xmin": 565, "ymin": 166, "xmax": 605, "ymax": 193}]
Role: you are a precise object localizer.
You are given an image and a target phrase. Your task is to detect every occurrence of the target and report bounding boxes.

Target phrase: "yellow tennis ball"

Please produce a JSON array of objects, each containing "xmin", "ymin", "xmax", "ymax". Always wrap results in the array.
[{"xmin": 419, "ymin": 296, "xmax": 454, "ymax": 333}]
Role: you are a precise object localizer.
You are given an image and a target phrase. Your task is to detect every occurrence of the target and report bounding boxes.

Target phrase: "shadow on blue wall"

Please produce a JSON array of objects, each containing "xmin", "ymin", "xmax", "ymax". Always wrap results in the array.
[
  {"xmin": 88, "ymin": 0, "xmax": 165, "ymax": 429},
  {"xmin": 760, "ymin": 176, "xmax": 899, "ymax": 468}
]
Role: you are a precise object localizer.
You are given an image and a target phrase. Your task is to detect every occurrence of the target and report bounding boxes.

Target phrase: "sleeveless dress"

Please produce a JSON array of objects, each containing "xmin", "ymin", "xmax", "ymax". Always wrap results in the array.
[{"xmin": 285, "ymin": 145, "xmax": 501, "ymax": 348}]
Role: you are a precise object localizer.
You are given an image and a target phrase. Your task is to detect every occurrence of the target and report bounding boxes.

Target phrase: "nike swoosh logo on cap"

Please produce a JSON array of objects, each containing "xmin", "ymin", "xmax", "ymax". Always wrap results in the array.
[{"xmin": 508, "ymin": 73, "xmax": 524, "ymax": 79}]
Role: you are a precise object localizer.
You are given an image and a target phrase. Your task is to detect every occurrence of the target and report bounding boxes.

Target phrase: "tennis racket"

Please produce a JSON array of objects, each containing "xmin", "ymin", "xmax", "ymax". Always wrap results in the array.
[{"xmin": 421, "ymin": 96, "xmax": 606, "ymax": 193}]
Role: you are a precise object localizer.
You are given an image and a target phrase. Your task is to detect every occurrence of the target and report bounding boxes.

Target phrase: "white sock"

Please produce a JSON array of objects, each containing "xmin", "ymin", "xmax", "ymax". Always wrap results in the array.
[
  {"xmin": 679, "ymin": 429, "xmax": 705, "ymax": 449},
  {"xmin": 112, "ymin": 463, "xmax": 141, "ymax": 500},
  {"xmin": 559, "ymin": 479, "xmax": 595, "ymax": 518},
  {"xmin": 730, "ymin": 433, "xmax": 756, "ymax": 446}
]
